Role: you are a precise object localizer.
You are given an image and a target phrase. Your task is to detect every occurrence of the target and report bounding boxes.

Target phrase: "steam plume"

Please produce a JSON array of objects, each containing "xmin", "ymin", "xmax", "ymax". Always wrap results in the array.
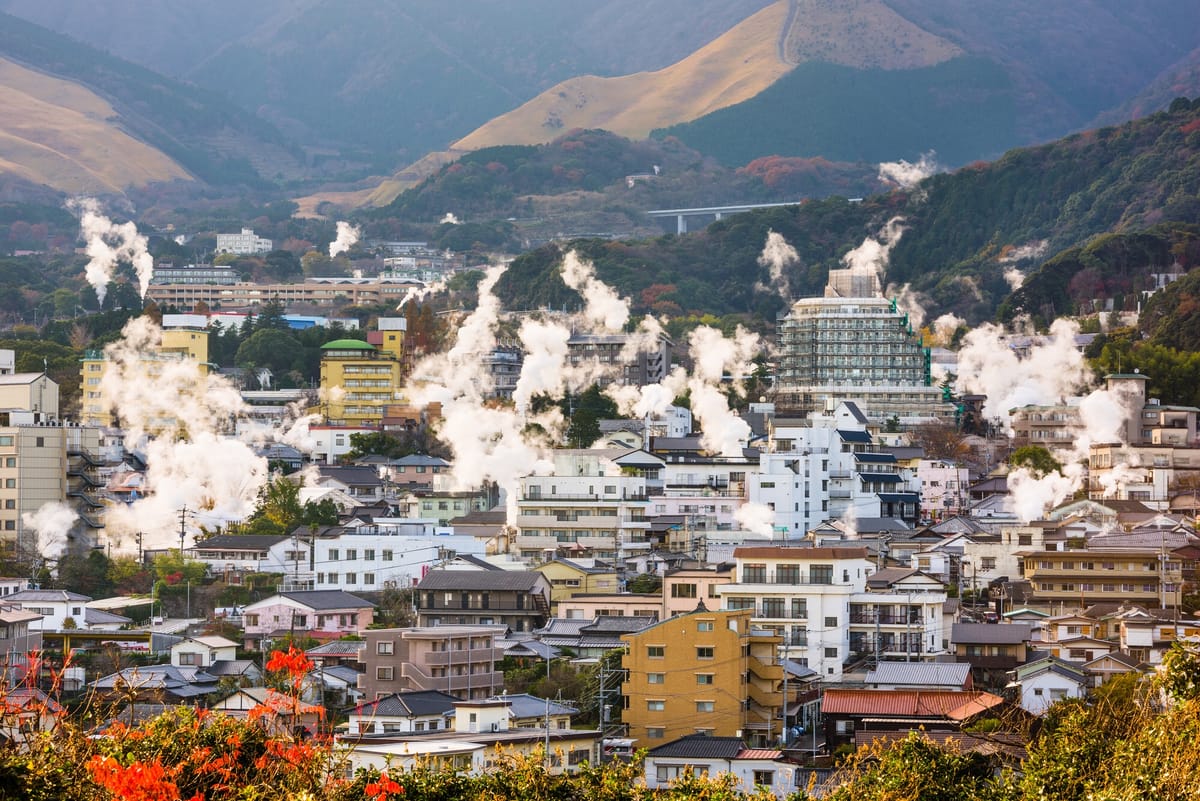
[
  {"xmin": 561, "ymin": 250, "xmax": 629, "ymax": 332},
  {"xmin": 878, "ymin": 152, "xmax": 939, "ymax": 190},
  {"xmin": 329, "ymin": 221, "xmax": 360, "ymax": 258},
  {"xmin": 22, "ymin": 501, "xmax": 77, "ymax": 562},
  {"xmin": 440, "ymin": 213, "xmax": 461, "ymax": 225},
  {"xmin": 70, "ymin": 198, "xmax": 154, "ymax": 305},
  {"xmin": 1003, "ymin": 267, "xmax": 1025, "ymax": 291},
  {"xmin": 756, "ymin": 230, "xmax": 798, "ymax": 301},
  {"xmin": 735, "ymin": 502, "xmax": 776, "ymax": 538}
]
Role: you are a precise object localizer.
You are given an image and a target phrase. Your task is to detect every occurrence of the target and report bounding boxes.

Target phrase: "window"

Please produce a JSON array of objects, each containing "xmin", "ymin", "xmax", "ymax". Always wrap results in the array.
[
  {"xmin": 178, "ymin": 652, "xmax": 200, "ymax": 666},
  {"xmin": 824, "ymin": 647, "xmax": 838, "ymax": 658},
  {"xmin": 696, "ymin": 701, "xmax": 715, "ymax": 712},
  {"xmin": 3, "ymin": 480, "xmax": 13, "ymax": 489},
  {"xmin": 696, "ymin": 647, "xmax": 714, "ymax": 659},
  {"xmin": 382, "ymin": 550, "xmax": 393, "ymax": 561},
  {"xmin": 345, "ymin": 573, "xmax": 357, "ymax": 585},
  {"xmin": 646, "ymin": 727, "xmax": 665, "ymax": 739},
  {"xmin": 810, "ymin": 564, "xmax": 833, "ymax": 584},
  {"xmin": 657, "ymin": 765, "xmax": 707, "ymax": 782},
  {"xmin": 697, "ymin": 621, "xmax": 713, "ymax": 632},
  {"xmin": 3, "ymin": 458, "xmax": 13, "ymax": 467},
  {"xmin": 346, "ymin": 549, "xmax": 357, "ymax": 560},
  {"xmin": 647, "ymin": 646, "xmax": 665, "ymax": 658},
  {"xmin": 328, "ymin": 573, "xmax": 338, "ymax": 584},
  {"xmin": 824, "ymin": 616, "xmax": 838, "ymax": 628},
  {"xmin": 364, "ymin": 549, "xmax": 375, "ymax": 561},
  {"xmin": 647, "ymin": 673, "xmax": 665, "ymax": 684},
  {"xmin": 743, "ymin": 564, "xmax": 766, "ymax": 583},
  {"xmin": 364, "ymin": 574, "xmax": 375, "ymax": 585},
  {"xmin": 376, "ymin": 666, "xmax": 394, "ymax": 680},
  {"xmin": 245, "ymin": 614, "xmax": 259, "ymax": 627},
  {"xmin": 753, "ymin": 771, "xmax": 774, "ymax": 788},
  {"xmin": 647, "ymin": 700, "xmax": 665, "ymax": 711},
  {"xmin": 329, "ymin": 549, "xmax": 340, "ymax": 561},
  {"xmin": 791, "ymin": 599, "xmax": 807, "ymax": 618},
  {"xmin": 696, "ymin": 674, "xmax": 714, "ymax": 685},
  {"xmin": 671, "ymin": 584, "xmax": 697, "ymax": 598},
  {"xmin": 980, "ymin": 557, "xmax": 997, "ymax": 571},
  {"xmin": 377, "ymin": 641, "xmax": 393, "ymax": 655}
]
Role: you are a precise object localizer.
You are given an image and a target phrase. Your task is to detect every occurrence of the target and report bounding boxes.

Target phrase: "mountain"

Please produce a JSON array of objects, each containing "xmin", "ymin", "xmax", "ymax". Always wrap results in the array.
[
  {"xmin": 492, "ymin": 99, "xmax": 1200, "ymax": 325},
  {"xmin": 0, "ymin": 11, "xmax": 301, "ymax": 191}
]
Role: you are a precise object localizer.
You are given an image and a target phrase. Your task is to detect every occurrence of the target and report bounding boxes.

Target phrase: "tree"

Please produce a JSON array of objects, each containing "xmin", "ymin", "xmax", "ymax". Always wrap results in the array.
[
  {"xmin": 234, "ymin": 328, "xmax": 303, "ymax": 375},
  {"xmin": 910, "ymin": 420, "xmax": 969, "ymax": 460},
  {"xmin": 564, "ymin": 384, "xmax": 619, "ymax": 448},
  {"xmin": 50, "ymin": 550, "xmax": 114, "ymax": 598},
  {"xmin": 1010, "ymin": 445, "xmax": 1063, "ymax": 478}
]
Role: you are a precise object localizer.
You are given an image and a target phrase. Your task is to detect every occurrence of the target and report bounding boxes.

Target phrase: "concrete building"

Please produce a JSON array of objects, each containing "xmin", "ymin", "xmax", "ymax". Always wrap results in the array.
[
  {"xmin": 357, "ymin": 626, "xmax": 505, "ymax": 701},
  {"xmin": 717, "ymin": 546, "xmax": 947, "ymax": 680},
  {"xmin": 318, "ymin": 319, "xmax": 406, "ymax": 428},
  {"xmin": 215, "ymin": 228, "xmax": 272, "ymax": 255},
  {"xmin": 567, "ymin": 332, "xmax": 672, "ymax": 388},
  {"xmin": 148, "ymin": 264, "xmax": 237, "ymax": 285},
  {"xmin": 414, "ymin": 569, "xmax": 550, "ymax": 633},
  {"xmin": 774, "ymin": 286, "xmax": 952, "ymax": 422},
  {"xmin": 146, "ymin": 276, "xmax": 422, "ymax": 310},
  {"xmin": 241, "ymin": 590, "xmax": 375, "ymax": 650},
  {"xmin": 621, "ymin": 608, "xmax": 783, "ymax": 746}
]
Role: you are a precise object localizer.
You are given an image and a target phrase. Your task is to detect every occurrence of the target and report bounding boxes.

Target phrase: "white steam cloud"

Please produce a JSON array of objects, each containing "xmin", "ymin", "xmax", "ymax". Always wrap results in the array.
[
  {"xmin": 756, "ymin": 230, "xmax": 798, "ymax": 301},
  {"xmin": 878, "ymin": 152, "xmax": 939, "ymax": 190},
  {"xmin": 931, "ymin": 313, "xmax": 966, "ymax": 348},
  {"xmin": 329, "ymin": 221, "xmax": 360, "ymax": 258},
  {"xmin": 561, "ymin": 250, "xmax": 629, "ymax": 332},
  {"xmin": 1003, "ymin": 267, "xmax": 1025, "ymax": 292},
  {"xmin": 735, "ymin": 502, "xmax": 776, "ymax": 538},
  {"xmin": 22, "ymin": 501, "xmax": 78, "ymax": 562},
  {"xmin": 440, "ymin": 213, "xmax": 461, "ymax": 225},
  {"xmin": 70, "ymin": 198, "xmax": 154, "ymax": 306},
  {"xmin": 1000, "ymin": 240, "xmax": 1049, "ymax": 263},
  {"xmin": 828, "ymin": 217, "xmax": 905, "ymax": 298},
  {"xmin": 886, "ymin": 282, "xmax": 928, "ymax": 330}
]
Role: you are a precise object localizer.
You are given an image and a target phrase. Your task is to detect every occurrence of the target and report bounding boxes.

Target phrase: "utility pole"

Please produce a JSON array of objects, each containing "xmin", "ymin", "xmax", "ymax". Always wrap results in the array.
[{"xmin": 177, "ymin": 506, "xmax": 190, "ymax": 556}]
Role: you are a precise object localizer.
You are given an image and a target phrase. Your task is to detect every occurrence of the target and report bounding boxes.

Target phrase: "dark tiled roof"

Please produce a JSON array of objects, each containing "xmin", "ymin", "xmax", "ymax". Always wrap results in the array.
[
  {"xmin": 307, "ymin": 640, "xmax": 367, "ymax": 657},
  {"xmin": 416, "ymin": 570, "xmax": 543, "ymax": 592},
  {"xmin": 192, "ymin": 534, "xmax": 288, "ymax": 550},
  {"xmin": 647, "ymin": 733, "xmax": 745, "ymax": 759},
  {"xmin": 951, "ymin": 622, "xmax": 1033, "ymax": 645},
  {"xmin": 278, "ymin": 590, "xmax": 376, "ymax": 610},
  {"xmin": 357, "ymin": 690, "xmax": 461, "ymax": 718}
]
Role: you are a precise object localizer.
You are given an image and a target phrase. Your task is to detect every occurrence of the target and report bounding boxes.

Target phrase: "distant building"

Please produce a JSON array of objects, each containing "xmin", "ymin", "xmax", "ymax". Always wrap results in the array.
[
  {"xmin": 567, "ymin": 332, "xmax": 672, "ymax": 388},
  {"xmin": 149, "ymin": 264, "xmax": 237, "ymax": 285},
  {"xmin": 215, "ymin": 228, "xmax": 272, "ymax": 255},
  {"xmin": 318, "ymin": 318, "xmax": 407, "ymax": 428},
  {"xmin": 358, "ymin": 625, "xmax": 505, "ymax": 701}
]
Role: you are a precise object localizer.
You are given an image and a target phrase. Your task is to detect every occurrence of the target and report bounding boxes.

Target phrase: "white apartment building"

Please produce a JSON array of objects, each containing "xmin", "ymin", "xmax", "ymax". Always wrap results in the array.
[
  {"xmin": 748, "ymin": 402, "xmax": 920, "ymax": 536},
  {"xmin": 514, "ymin": 449, "xmax": 660, "ymax": 563},
  {"xmin": 717, "ymin": 545, "xmax": 946, "ymax": 680},
  {"xmin": 215, "ymin": 228, "xmax": 273, "ymax": 255}
]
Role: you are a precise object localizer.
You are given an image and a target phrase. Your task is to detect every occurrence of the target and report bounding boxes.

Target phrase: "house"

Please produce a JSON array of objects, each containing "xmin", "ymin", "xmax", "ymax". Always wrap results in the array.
[
  {"xmin": 311, "ymin": 465, "xmax": 386, "ymax": 504},
  {"xmin": 1008, "ymin": 656, "xmax": 1090, "ymax": 715},
  {"xmin": 3, "ymin": 590, "xmax": 90, "ymax": 631},
  {"xmin": 1083, "ymin": 651, "xmax": 1148, "ymax": 685},
  {"xmin": 536, "ymin": 615, "xmax": 656, "ymax": 660},
  {"xmin": 242, "ymin": 591, "xmax": 375, "ymax": 650},
  {"xmin": 187, "ymin": 534, "xmax": 290, "ymax": 578},
  {"xmin": 210, "ymin": 687, "xmax": 323, "ymax": 737},
  {"xmin": 90, "ymin": 665, "xmax": 222, "ymax": 703},
  {"xmin": 170, "ymin": 636, "xmax": 238, "ymax": 669},
  {"xmin": 0, "ymin": 687, "xmax": 63, "ymax": 747},
  {"xmin": 0, "ymin": 608, "xmax": 42, "ymax": 682},
  {"xmin": 358, "ymin": 625, "xmax": 506, "ymax": 701},
  {"xmin": 642, "ymin": 734, "xmax": 800, "ymax": 799},
  {"xmin": 415, "ymin": 569, "xmax": 550, "ymax": 633},
  {"xmin": 660, "ymin": 564, "xmax": 732, "ymax": 619},
  {"xmin": 557, "ymin": 593, "xmax": 662, "ymax": 621},
  {"xmin": 503, "ymin": 693, "xmax": 578, "ymax": 729},
  {"xmin": 951, "ymin": 622, "xmax": 1034, "ymax": 673},
  {"xmin": 864, "ymin": 661, "xmax": 973, "ymax": 691},
  {"xmin": 621, "ymin": 607, "xmax": 782, "ymax": 747},
  {"xmin": 533, "ymin": 558, "xmax": 619, "ymax": 611},
  {"xmin": 347, "ymin": 689, "xmax": 461, "ymax": 735},
  {"xmin": 820, "ymin": 688, "xmax": 1006, "ymax": 748}
]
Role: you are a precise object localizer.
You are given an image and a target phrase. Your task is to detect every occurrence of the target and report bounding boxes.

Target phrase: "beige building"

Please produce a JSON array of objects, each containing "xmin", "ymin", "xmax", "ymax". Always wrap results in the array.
[
  {"xmin": 661, "ymin": 564, "xmax": 731, "ymax": 619},
  {"xmin": 621, "ymin": 608, "xmax": 782, "ymax": 747},
  {"xmin": 557, "ymin": 593, "xmax": 661, "ymax": 620},
  {"xmin": 533, "ymin": 557, "xmax": 620, "ymax": 613},
  {"xmin": 1021, "ymin": 546, "xmax": 1185, "ymax": 608},
  {"xmin": 0, "ymin": 373, "xmax": 58, "ymax": 419},
  {"xmin": 146, "ymin": 277, "xmax": 421, "ymax": 310},
  {"xmin": 358, "ymin": 625, "xmax": 506, "ymax": 701}
]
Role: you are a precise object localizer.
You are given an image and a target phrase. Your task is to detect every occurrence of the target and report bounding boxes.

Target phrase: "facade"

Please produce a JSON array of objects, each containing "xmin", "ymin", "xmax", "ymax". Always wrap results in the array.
[
  {"xmin": 318, "ymin": 320, "xmax": 406, "ymax": 427},
  {"xmin": 917, "ymin": 459, "xmax": 971, "ymax": 521},
  {"xmin": 145, "ymin": 277, "xmax": 422, "ymax": 310},
  {"xmin": 1009, "ymin": 657, "xmax": 1089, "ymax": 715},
  {"xmin": 149, "ymin": 264, "xmax": 237, "ymax": 285},
  {"xmin": 556, "ymin": 593, "xmax": 662, "ymax": 620},
  {"xmin": 621, "ymin": 608, "xmax": 783, "ymax": 747},
  {"xmin": 566, "ymin": 332, "xmax": 672, "ymax": 388},
  {"xmin": 661, "ymin": 565, "xmax": 732, "ymax": 619},
  {"xmin": 514, "ymin": 449, "xmax": 659, "ymax": 563},
  {"xmin": 358, "ymin": 626, "xmax": 505, "ymax": 701},
  {"xmin": 347, "ymin": 689, "xmax": 461, "ymax": 735},
  {"xmin": 414, "ymin": 569, "xmax": 550, "ymax": 633},
  {"xmin": 215, "ymin": 228, "xmax": 273, "ymax": 255},
  {"xmin": 717, "ymin": 546, "xmax": 947, "ymax": 680},
  {"xmin": 642, "ymin": 735, "xmax": 796, "ymax": 798},
  {"xmin": 774, "ymin": 290, "xmax": 952, "ymax": 422},
  {"xmin": 170, "ymin": 636, "xmax": 239, "ymax": 668},
  {"xmin": 0, "ymin": 372, "xmax": 58, "ymax": 418},
  {"xmin": 241, "ymin": 591, "xmax": 375, "ymax": 650},
  {"xmin": 3, "ymin": 590, "xmax": 90, "ymax": 631},
  {"xmin": 533, "ymin": 558, "xmax": 620, "ymax": 611},
  {"xmin": 1021, "ymin": 545, "xmax": 1185, "ymax": 608}
]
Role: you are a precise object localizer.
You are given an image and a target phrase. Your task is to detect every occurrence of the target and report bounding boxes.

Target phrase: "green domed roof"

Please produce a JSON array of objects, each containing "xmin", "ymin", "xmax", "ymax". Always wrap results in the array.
[{"xmin": 321, "ymin": 339, "xmax": 375, "ymax": 350}]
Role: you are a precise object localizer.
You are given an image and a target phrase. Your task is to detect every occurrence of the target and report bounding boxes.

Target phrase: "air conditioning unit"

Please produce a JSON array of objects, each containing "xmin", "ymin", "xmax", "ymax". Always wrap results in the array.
[{"xmin": 383, "ymin": 580, "xmax": 398, "ymax": 589}]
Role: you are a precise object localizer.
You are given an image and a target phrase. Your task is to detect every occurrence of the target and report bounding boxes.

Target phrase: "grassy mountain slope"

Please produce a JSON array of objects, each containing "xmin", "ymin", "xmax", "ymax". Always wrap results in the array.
[
  {"xmin": 0, "ymin": 11, "xmax": 298, "ymax": 188},
  {"xmin": 494, "ymin": 100, "xmax": 1200, "ymax": 325},
  {"xmin": 0, "ymin": 58, "xmax": 190, "ymax": 194}
]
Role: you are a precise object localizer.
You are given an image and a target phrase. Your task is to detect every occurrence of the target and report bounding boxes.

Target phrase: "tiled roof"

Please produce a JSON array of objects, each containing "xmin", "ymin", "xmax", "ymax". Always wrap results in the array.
[
  {"xmin": 736, "ymin": 749, "xmax": 782, "ymax": 760},
  {"xmin": 306, "ymin": 639, "xmax": 367, "ymax": 657},
  {"xmin": 951, "ymin": 623, "xmax": 1033, "ymax": 645},
  {"xmin": 821, "ymin": 689, "xmax": 1003, "ymax": 720},
  {"xmin": 646, "ymin": 733, "xmax": 745, "ymax": 759},
  {"xmin": 356, "ymin": 690, "xmax": 461, "ymax": 718},
  {"xmin": 417, "ymin": 570, "xmax": 543, "ymax": 592},
  {"xmin": 500, "ymin": 693, "xmax": 578, "ymax": 719},
  {"xmin": 192, "ymin": 534, "xmax": 288, "ymax": 550},
  {"xmin": 7, "ymin": 589, "xmax": 91, "ymax": 602},
  {"xmin": 277, "ymin": 590, "xmax": 376, "ymax": 610}
]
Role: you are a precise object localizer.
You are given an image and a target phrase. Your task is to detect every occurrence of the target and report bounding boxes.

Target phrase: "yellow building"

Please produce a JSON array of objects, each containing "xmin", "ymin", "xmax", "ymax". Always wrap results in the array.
[
  {"xmin": 80, "ymin": 318, "xmax": 211, "ymax": 428},
  {"xmin": 621, "ymin": 607, "xmax": 782, "ymax": 747},
  {"xmin": 533, "ymin": 557, "xmax": 620, "ymax": 613},
  {"xmin": 319, "ymin": 318, "xmax": 407, "ymax": 428}
]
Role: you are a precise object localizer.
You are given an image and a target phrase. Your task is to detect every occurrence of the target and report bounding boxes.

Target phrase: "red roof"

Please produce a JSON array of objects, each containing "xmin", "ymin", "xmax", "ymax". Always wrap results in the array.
[
  {"xmin": 821, "ymin": 689, "xmax": 1004, "ymax": 721},
  {"xmin": 736, "ymin": 749, "xmax": 782, "ymax": 760}
]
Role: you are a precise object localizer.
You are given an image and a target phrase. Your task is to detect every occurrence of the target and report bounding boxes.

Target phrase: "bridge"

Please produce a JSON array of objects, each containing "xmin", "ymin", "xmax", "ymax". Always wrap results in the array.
[{"xmin": 646, "ymin": 201, "xmax": 804, "ymax": 234}]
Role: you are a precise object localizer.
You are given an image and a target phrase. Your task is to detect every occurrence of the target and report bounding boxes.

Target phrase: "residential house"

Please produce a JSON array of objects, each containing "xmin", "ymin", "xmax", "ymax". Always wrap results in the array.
[
  {"xmin": 537, "ymin": 615, "xmax": 655, "ymax": 660},
  {"xmin": 661, "ymin": 564, "xmax": 732, "ymax": 619},
  {"xmin": 820, "ymin": 688, "xmax": 1005, "ymax": 748},
  {"xmin": 358, "ymin": 625, "xmax": 505, "ymax": 701},
  {"xmin": 346, "ymin": 689, "xmax": 461, "ymax": 735},
  {"xmin": 864, "ymin": 661, "xmax": 973, "ymax": 691},
  {"xmin": 1008, "ymin": 657, "xmax": 1090, "ymax": 715},
  {"xmin": 1083, "ymin": 651, "xmax": 1148, "ymax": 686},
  {"xmin": 0, "ymin": 607, "xmax": 41, "ymax": 683},
  {"xmin": 533, "ymin": 558, "xmax": 620, "ymax": 612},
  {"xmin": 4, "ymin": 590, "xmax": 90, "ymax": 631},
  {"xmin": 950, "ymin": 623, "xmax": 1034, "ymax": 675},
  {"xmin": 188, "ymin": 535, "xmax": 289, "ymax": 580},
  {"xmin": 414, "ymin": 569, "xmax": 550, "ymax": 633},
  {"xmin": 621, "ymin": 608, "xmax": 782, "ymax": 747},
  {"xmin": 504, "ymin": 693, "xmax": 578, "ymax": 729},
  {"xmin": 210, "ymin": 687, "xmax": 323, "ymax": 737},
  {"xmin": 90, "ymin": 665, "xmax": 222, "ymax": 704},
  {"xmin": 643, "ymin": 734, "xmax": 799, "ymax": 799},
  {"xmin": 241, "ymin": 591, "xmax": 375, "ymax": 650},
  {"xmin": 0, "ymin": 687, "xmax": 63, "ymax": 747},
  {"xmin": 376, "ymin": 454, "xmax": 450, "ymax": 489},
  {"xmin": 170, "ymin": 636, "xmax": 239, "ymax": 669},
  {"xmin": 557, "ymin": 593, "xmax": 661, "ymax": 621}
]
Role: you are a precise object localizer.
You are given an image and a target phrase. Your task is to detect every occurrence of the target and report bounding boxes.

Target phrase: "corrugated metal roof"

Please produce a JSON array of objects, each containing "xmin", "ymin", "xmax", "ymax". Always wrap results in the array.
[
  {"xmin": 951, "ymin": 622, "xmax": 1033, "ymax": 645},
  {"xmin": 821, "ymin": 689, "xmax": 1003, "ymax": 720},
  {"xmin": 865, "ymin": 662, "xmax": 972, "ymax": 687}
]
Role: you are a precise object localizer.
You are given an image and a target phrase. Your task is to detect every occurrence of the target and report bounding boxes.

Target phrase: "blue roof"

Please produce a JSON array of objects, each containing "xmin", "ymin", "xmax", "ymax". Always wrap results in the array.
[
  {"xmin": 878, "ymin": 492, "xmax": 920, "ymax": 503},
  {"xmin": 855, "ymin": 453, "xmax": 896, "ymax": 463},
  {"xmin": 836, "ymin": 430, "xmax": 873, "ymax": 443},
  {"xmin": 860, "ymin": 473, "xmax": 903, "ymax": 484}
]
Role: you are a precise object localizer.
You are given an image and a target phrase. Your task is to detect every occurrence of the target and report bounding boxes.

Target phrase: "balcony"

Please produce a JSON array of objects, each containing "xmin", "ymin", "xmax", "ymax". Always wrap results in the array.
[
  {"xmin": 748, "ymin": 656, "xmax": 783, "ymax": 682},
  {"xmin": 423, "ymin": 647, "xmax": 505, "ymax": 666}
]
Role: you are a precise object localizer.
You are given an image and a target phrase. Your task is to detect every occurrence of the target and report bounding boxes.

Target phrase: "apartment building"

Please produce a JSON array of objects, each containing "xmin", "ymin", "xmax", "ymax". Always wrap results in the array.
[
  {"xmin": 358, "ymin": 625, "xmax": 505, "ymax": 701},
  {"xmin": 716, "ymin": 546, "xmax": 947, "ymax": 680},
  {"xmin": 1020, "ymin": 537, "xmax": 1187, "ymax": 608},
  {"xmin": 566, "ymin": 332, "xmax": 672, "ymax": 388},
  {"xmin": 146, "ymin": 277, "xmax": 422, "ymax": 310},
  {"xmin": 414, "ymin": 569, "xmax": 550, "ymax": 633},
  {"xmin": 318, "ymin": 319, "xmax": 406, "ymax": 427},
  {"xmin": 215, "ymin": 228, "xmax": 272, "ymax": 255},
  {"xmin": 514, "ymin": 449, "xmax": 658, "ymax": 563},
  {"xmin": 621, "ymin": 608, "xmax": 782, "ymax": 747}
]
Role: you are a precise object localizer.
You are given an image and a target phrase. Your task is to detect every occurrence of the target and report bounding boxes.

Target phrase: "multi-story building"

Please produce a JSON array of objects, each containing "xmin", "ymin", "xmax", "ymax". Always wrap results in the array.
[
  {"xmin": 80, "ymin": 315, "xmax": 211, "ymax": 428},
  {"xmin": 717, "ymin": 546, "xmax": 947, "ymax": 680},
  {"xmin": 514, "ymin": 449, "xmax": 658, "ymax": 563},
  {"xmin": 661, "ymin": 564, "xmax": 732, "ymax": 618},
  {"xmin": 0, "ymin": 411, "xmax": 104, "ymax": 557},
  {"xmin": 533, "ymin": 557, "xmax": 620, "ymax": 611},
  {"xmin": 917, "ymin": 459, "xmax": 971, "ymax": 521},
  {"xmin": 1020, "ymin": 534, "xmax": 1187, "ymax": 608},
  {"xmin": 621, "ymin": 608, "xmax": 782, "ymax": 746},
  {"xmin": 774, "ymin": 283, "xmax": 953, "ymax": 422},
  {"xmin": 148, "ymin": 264, "xmax": 238, "ymax": 285},
  {"xmin": 567, "ymin": 332, "xmax": 672, "ymax": 388},
  {"xmin": 145, "ymin": 276, "xmax": 422, "ymax": 310},
  {"xmin": 215, "ymin": 228, "xmax": 272, "ymax": 255},
  {"xmin": 357, "ymin": 625, "xmax": 505, "ymax": 701},
  {"xmin": 318, "ymin": 318, "xmax": 406, "ymax": 427},
  {"xmin": 414, "ymin": 569, "xmax": 550, "ymax": 633}
]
